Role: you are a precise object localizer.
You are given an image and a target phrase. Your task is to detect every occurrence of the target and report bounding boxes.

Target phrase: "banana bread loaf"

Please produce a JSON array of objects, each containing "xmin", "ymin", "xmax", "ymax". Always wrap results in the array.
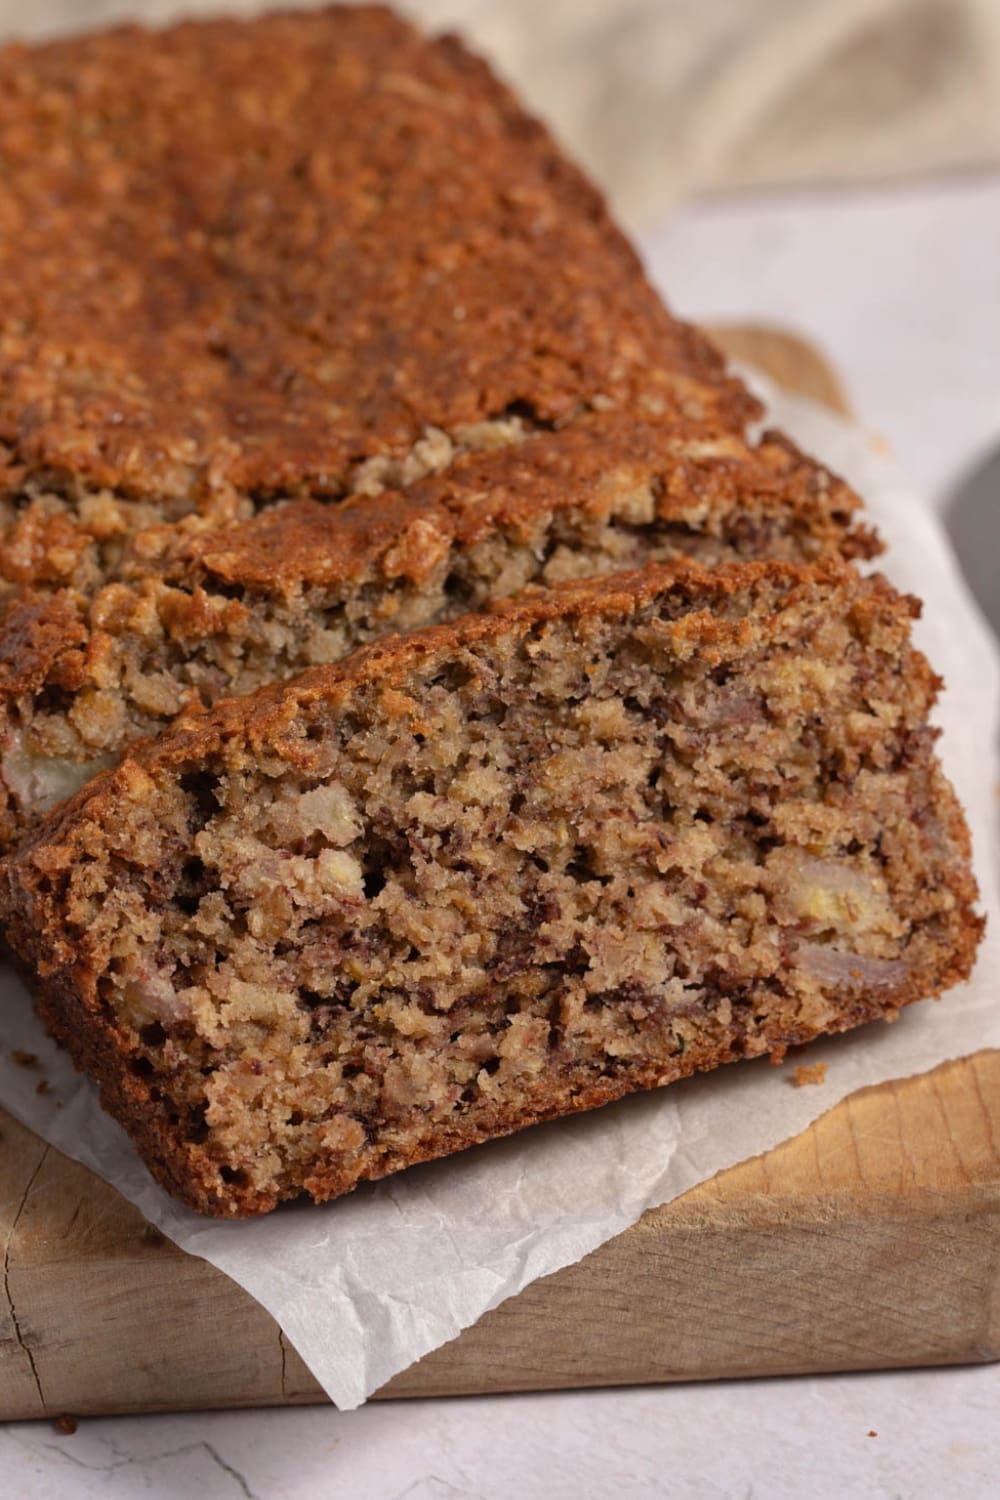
[{"xmin": 0, "ymin": 561, "xmax": 980, "ymax": 1215}]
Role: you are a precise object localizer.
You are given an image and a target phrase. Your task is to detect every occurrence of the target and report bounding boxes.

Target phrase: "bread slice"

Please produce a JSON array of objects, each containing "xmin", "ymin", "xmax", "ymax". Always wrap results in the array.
[
  {"xmin": 0, "ymin": 5, "xmax": 754, "ymax": 604},
  {"xmin": 1, "ymin": 560, "xmax": 980, "ymax": 1216},
  {"xmin": 0, "ymin": 412, "xmax": 874, "ymax": 850}
]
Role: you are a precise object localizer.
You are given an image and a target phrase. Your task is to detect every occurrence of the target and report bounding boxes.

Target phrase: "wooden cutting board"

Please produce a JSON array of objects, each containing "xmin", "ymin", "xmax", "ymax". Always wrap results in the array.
[{"xmin": 2, "ymin": 327, "xmax": 997, "ymax": 1421}]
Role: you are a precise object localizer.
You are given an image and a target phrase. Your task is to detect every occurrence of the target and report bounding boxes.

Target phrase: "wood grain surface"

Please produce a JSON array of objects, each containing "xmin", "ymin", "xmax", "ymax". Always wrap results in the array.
[{"xmin": 2, "ymin": 326, "xmax": 997, "ymax": 1420}]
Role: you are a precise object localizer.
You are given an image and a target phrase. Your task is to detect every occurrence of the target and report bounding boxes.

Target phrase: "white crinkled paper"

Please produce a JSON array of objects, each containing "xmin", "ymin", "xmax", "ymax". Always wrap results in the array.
[{"xmin": 2, "ymin": 374, "xmax": 998, "ymax": 1411}]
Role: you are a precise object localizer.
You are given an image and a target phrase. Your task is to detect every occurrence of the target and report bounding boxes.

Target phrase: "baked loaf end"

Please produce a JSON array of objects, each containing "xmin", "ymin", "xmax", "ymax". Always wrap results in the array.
[
  {"xmin": 0, "ymin": 412, "xmax": 876, "ymax": 851},
  {"xmin": 0, "ymin": 4, "xmax": 752, "ymax": 597},
  {"xmin": 1, "ymin": 560, "xmax": 980, "ymax": 1215}
]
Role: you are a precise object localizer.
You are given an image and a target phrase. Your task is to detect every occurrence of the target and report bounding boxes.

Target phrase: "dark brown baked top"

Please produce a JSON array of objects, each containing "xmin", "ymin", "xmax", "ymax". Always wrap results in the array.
[{"xmin": 0, "ymin": 5, "xmax": 749, "ymax": 507}]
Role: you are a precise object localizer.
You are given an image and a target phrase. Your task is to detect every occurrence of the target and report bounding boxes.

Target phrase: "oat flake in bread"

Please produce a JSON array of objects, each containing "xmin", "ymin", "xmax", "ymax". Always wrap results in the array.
[{"xmin": 0, "ymin": 562, "xmax": 981, "ymax": 1216}]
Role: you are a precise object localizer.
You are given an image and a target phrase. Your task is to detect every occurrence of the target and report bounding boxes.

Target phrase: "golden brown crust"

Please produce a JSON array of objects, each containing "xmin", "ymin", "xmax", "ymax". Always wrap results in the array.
[
  {"xmin": 0, "ymin": 7, "xmax": 750, "ymax": 509},
  {"xmin": 150, "ymin": 414, "xmax": 874, "ymax": 592}
]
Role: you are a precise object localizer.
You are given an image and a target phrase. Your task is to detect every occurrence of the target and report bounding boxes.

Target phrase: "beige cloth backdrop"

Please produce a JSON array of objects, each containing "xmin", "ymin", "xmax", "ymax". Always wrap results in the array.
[{"xmin": 2, "ymin": 0, "xmax": 999, "ymax": 230}]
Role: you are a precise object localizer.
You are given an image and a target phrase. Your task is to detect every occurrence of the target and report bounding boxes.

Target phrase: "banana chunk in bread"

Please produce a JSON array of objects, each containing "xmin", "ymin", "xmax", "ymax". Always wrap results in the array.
[
  {"xmin": 1, "ymin": 561, "xmax": 980, "ymax": 1216},
  {"xmin": 0, "ymin": 411, "xmax": 874, "ymax": 851}
]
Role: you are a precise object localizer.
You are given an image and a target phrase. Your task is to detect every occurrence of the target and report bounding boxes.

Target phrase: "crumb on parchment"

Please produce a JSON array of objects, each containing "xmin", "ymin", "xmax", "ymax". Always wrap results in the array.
[{"xmin": 792, "ymin": 1063, "xmax": 828, "ymax": 1088}]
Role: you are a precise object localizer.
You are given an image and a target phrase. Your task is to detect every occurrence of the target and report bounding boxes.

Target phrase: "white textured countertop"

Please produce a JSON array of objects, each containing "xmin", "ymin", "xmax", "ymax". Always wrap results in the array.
[
  {"xmin": 3, "ymin": 1365, "xmax": 1000, "ymax": 1499},
  {"xmin": 4, "ymin": 173, "xmax": 1000, "ymax": 1499}
]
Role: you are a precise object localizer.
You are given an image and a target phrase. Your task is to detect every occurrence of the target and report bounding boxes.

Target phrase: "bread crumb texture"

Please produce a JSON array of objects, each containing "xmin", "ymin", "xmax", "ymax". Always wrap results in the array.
[{"xmin": 0, "ymin": 561, "xmax": 981, "ymax": 1215}]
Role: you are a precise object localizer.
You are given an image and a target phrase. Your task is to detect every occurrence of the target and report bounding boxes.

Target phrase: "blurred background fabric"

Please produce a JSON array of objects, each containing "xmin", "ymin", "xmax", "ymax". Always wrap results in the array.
[{"xmin": 3, "ymin": 0, "xmax": 1000, "ymax": 230}]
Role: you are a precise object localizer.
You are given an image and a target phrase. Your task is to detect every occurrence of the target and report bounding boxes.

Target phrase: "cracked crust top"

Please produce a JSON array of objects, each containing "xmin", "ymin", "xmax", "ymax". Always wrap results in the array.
[{"xmin": 0, "ymin": 5, "xmax": 751, "ymax": 507}]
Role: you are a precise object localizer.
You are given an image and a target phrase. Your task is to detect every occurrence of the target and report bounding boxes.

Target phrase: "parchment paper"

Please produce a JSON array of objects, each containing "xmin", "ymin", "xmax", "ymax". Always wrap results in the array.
[{"xmin": 1, "ymin": 375, "xmax": 997, "ymax": 1411}]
